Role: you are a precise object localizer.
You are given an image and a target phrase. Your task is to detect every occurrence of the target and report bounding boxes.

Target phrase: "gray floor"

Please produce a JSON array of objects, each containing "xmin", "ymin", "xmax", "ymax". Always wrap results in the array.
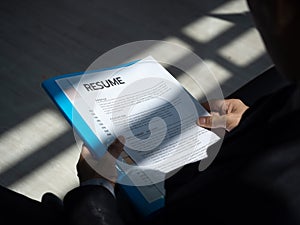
[{"xmin": 0, "ymin": 0, "xmax": 272, "ymax": 201}]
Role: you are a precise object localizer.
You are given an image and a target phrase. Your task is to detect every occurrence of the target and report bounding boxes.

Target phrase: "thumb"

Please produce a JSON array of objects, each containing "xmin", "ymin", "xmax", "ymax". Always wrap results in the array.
[
  {"xmin": 107, "ymin": 136, "xmax": 125, "ymax": 158},
  {"xmin": 197, "ymin": 114, "xmax": 226, "ymax": 129}
]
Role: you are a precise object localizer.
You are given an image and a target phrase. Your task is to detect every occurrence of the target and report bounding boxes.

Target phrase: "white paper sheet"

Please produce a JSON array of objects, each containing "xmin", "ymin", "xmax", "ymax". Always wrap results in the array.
[{"xmin": 56, "ymin": 56, "xmax": 220, "ymax": 174}]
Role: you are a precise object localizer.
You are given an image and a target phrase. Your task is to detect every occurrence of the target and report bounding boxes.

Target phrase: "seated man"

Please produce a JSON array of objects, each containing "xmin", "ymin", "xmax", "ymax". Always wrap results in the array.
[
  {"xmin": 65, "ymin": 1, "xmax": 300, "ymax": 225},
  {"xmin": 0, "ymin": 0, "xmax": 299, "ymax": 225}
]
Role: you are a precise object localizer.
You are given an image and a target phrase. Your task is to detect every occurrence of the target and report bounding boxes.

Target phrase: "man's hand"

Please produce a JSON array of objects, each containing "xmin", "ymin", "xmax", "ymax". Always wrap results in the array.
[
  {"xmin": 197, "ymin": 99, "xmax": 249, "ymax": 132},
  {"xmin": 76, "ymin": 137, "xmax": 125, "ymax": 187}
]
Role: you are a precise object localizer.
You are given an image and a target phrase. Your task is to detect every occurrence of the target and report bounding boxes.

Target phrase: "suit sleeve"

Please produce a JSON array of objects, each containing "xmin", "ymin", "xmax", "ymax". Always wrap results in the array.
[{"xmin": 63, "ymin": 185, "xmax": 124, "ymax": 225}]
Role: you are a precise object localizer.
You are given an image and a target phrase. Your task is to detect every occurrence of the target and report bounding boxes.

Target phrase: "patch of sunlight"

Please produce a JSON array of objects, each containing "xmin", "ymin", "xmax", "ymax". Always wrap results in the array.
[
  {"xmin": 0, "ymin": 109, "xmax": 70, "ymax": 174},
  {"xmin": 182, "ymin": 16, "xmax": 235, "ymax": 43},
  {"xmin": 211, "ymin": 0, "xmax": 249, "ymax": 14},
  {"xmin": 218, "ymin": 28, "xmax": 267, "ymax": 67},
  {"xmin": 125, "ymin": 36, "xmax": 193, "ymax": 65},
  {"xmin": 10, "ymin": 144, "xmax": 79, "ymax": 201}
]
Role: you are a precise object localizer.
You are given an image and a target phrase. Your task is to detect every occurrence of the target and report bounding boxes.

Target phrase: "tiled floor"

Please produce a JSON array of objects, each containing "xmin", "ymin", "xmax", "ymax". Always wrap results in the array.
[{"xmin": 0, "ymin": 0, "xmax": 272, "ymax": 201}]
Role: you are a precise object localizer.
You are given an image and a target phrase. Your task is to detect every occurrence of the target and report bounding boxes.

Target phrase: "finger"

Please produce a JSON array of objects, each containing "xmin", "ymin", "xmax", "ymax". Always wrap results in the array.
[
  {"xmin": 78, "ymin": 144, "xmax": 98, "ymax": 169},
  {"xmin": 197, "ymin": 115, "xmax": 226, "ymax": 129},
  {"xmin": 198, "ymin": 113, "xmax": 241, "ymax": 132},
  {"xmin": 224, "ymin": 114, "xmax": 242, "ymax": 132},
  {"xmin": 81, "ymin": 144, "xmax": 92, "ymax": 158},
  {"xmin": 107, "ymin": 136, "xmax": 125, "ymax": 158}
]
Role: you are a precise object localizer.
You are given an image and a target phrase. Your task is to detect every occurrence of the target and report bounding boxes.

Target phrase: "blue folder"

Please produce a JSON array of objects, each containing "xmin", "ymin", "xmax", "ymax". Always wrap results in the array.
[{"xmin": 41, "ymin": 60, "xmax": 165, "ymax": 218}]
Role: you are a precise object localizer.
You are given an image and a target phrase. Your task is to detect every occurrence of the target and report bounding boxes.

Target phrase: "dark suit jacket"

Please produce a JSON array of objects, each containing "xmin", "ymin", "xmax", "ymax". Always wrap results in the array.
[
  {"xmin": 161, "ymin": 83, "xmax": 300, "ymax": 225},
  {"xmin": 64, "ymin": 84, "xmax": 300, "ymax": 225}
]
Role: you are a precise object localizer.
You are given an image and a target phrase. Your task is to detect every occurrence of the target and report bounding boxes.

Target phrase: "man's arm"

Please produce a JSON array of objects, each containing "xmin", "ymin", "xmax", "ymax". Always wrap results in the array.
[
  {"xmin": 63, "ymin": 138, "xmax": 125, "ymax": 225},
  {"xmin": 64, "ymin": 185, "xmax": 124, "ymax": 225}
]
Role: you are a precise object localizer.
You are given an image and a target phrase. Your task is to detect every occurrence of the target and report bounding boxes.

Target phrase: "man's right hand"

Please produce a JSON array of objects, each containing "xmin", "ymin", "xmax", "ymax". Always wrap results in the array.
[{"xmin": 197, "ymin": 99, "xmax": 249, "ymax": 132}]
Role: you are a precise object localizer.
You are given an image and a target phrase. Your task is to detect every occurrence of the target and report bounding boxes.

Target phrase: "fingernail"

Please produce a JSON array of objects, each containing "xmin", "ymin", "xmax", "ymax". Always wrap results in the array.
[
  {"xmin": 197, "ymin": 117, "xmax": 206, "ymax": 125},
  {"xmin": 117, "ymin": 136, "xmax": 125, "ymax": 144}
]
